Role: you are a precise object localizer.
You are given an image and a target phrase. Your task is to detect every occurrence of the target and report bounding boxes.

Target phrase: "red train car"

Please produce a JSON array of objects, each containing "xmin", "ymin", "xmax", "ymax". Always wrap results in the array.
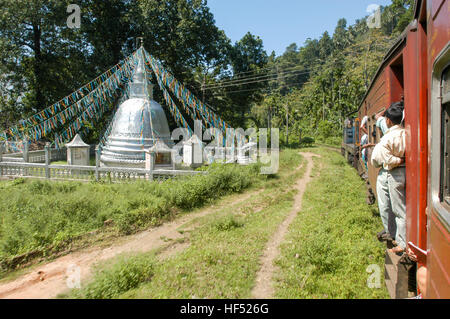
[{"xmin": 350, "ymin": 0, "xmax": 449, "ymax": 298}]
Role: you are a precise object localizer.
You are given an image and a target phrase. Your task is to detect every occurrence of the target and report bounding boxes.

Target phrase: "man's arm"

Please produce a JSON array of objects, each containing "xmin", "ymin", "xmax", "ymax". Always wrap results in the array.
[
  {"xmin": 375, "ymin": 110, "xmax": 385, "ymax": 121},
  {"xmin": 361, "ymin": 143, "xmax": 375, "ymax": 150},
  {"xmin": 370, "ymin": 143, "xmax": 384, "ymax": 168}
]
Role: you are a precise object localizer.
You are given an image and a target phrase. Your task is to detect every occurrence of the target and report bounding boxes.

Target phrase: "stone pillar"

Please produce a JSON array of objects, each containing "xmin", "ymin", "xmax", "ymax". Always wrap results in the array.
[
  {"xmin": 145, "ymin": 150, "xmax": 154, "ymax": 181},
  {"xmin": 66, "ymin": 134, "xmax": 90, "ymax": 166},
  {"xmin": 0, "ymin": 142, "xmax": 3, "ymax": 177},
  {"xmin": 150, "ymin": 152, "xmax": 155, "ymax": 171},
  {"xmin": 171, "ymin": 150, "xmax": 176, "ymax": 170},
  {"xmin": 95, "ymin": 145, "xmax": 100, "ymax": 181},
  {"xmin": 44, "ymin": 142, "xmax": 50, "ymax": 179},
  {"xmin": 23, "ymin": 138, "xmax": 29, "ymax": 163}
]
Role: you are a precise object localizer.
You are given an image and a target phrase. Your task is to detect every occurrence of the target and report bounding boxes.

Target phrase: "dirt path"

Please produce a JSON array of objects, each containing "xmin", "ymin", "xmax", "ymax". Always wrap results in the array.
[
  {"xmin": 251, "ymin": 152, "xmax": 318, "ymax": 299},
  {"xmin": 0, "ymin": 191, "xmax": 259, "ymax": 299}
]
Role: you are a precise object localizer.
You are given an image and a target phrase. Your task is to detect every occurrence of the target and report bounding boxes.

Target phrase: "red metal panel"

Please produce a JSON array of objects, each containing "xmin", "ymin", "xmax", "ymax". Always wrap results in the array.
[
  {"xmin": 404, "ymin": 28, "xmax": 420, "ymax": 246},
  {"xmin": 428, "ymin": 0, "xmax": 449, "ymax": 62},
  {"xmin": 427, "ymin": 213, "xmax": 450, "ymax": 298},
  {"xmin": 431, "ymin": 0, "xmax": 445, "ymax": 19},
  {"xmin": 417, "ymin": 20, "xmax": 429, "ymax": 250},
  {"xmin": 426, "ymin": 0, "xmax": 450, "ymax": 299}
]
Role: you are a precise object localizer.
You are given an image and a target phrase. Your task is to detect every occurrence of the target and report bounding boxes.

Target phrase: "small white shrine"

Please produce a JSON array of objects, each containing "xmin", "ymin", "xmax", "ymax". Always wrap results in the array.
[
  {"xmin": 183, "ymin": 134, "xmax": 204, "ymax": 168},
  {"xmin": 66, "ymin": 134, "xmax": 90, "ymax": 166},
  {"xmin": 146, "ymin": 140, "xmax": 175, "ymax": 171}
]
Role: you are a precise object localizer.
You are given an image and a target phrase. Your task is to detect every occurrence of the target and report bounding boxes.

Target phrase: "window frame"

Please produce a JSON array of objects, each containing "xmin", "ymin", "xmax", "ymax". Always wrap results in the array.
[{"xmin": 431, "ymin": 43, "xmax": 450, "ymax": 231}]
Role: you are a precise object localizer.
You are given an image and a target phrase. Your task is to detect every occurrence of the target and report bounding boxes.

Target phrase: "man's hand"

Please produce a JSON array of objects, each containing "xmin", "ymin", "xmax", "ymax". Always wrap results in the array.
[
  {"xmin": 361, "ymin": 143, "xmax": 375, "ymax": 150},
  {"xmin": 407, "ymin": 248, "xmax": 417, "ymax": 262},
  {"xmin": 375, "ymin": 110, "xmax": 385, "ymax": 121}
]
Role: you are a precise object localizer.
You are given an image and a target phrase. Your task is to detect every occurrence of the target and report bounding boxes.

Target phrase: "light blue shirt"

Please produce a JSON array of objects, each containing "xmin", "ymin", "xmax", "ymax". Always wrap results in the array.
[
  {"xmin": 376, "ymin": 117, "xmax": 389, "ymax": 135},
  {"xmin": 361, "ymin": 134, "xmax": 368, "ymax": 159}
]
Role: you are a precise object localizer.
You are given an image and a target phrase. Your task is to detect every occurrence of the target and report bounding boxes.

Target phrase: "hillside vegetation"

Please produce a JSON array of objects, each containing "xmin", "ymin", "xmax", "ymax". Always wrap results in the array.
[{"xmin": 1, "ymin": 1, "xmax": 414, "ymax": 145}]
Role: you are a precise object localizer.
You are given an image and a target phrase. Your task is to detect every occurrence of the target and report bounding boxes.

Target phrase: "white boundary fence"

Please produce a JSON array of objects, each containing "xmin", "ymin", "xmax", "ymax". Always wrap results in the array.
[{"xmin": 0, "ymin": 144, "xmax": 206, "ymax": 183}]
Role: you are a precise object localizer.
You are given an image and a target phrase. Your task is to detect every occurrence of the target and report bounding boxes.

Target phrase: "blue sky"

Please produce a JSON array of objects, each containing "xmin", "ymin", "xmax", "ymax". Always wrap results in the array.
[{"xmin": 207, "ymin": 0, "xmax": 393, "ymax": 56}]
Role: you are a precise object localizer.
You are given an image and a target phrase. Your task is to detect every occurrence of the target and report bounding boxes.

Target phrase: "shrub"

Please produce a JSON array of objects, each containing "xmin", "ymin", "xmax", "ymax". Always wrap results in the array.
[
  {"xmin": 213, "ymin": 215, "xmax": 244, "ymax": 231},
  {"xmin": 300, "ymin": 137, "xmax": 315, "ymax": 147},
  {"xmin": 74, "ymin": 255, "xmax": 154, "ymax": 299}
]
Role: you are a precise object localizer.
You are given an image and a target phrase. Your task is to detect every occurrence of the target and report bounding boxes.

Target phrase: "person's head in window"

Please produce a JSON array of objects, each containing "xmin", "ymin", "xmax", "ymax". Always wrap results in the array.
[
  {"xmin": 360, "ymin": 115, "xmax": 369, "ymax": 135},
  {"xmin": 385, "ymin": 103, "xmax": 404, "ymax": 128}
]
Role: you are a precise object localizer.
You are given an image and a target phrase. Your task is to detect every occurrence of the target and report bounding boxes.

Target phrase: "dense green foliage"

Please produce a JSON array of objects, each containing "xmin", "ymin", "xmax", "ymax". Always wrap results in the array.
[
  {"xmin": 0, "ymin": 0, "xmax": 269, "ymax": 142},
  {"xmin": 1, "ymin": 1, "xmax": 415, "ymax": 145},
  {"xmin": 0, "ymin": 163, "xmax": 264, "ymax": 270},
  {"xmin": 248, "ymin": 0, "xmax": 414, "ymax": 145}
]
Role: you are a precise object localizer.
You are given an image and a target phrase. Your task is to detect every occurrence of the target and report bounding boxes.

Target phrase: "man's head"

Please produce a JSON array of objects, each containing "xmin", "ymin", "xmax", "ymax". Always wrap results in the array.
[{"xmin": 384, "ymin": 102, "xmax": 404, "ymax": 128}]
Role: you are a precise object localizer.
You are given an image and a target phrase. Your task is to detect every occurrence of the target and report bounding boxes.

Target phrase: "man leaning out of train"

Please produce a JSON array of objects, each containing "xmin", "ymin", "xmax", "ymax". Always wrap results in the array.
[{"xmin": 371, "ymin": 103, "xmax": 406, "ymax": 255}]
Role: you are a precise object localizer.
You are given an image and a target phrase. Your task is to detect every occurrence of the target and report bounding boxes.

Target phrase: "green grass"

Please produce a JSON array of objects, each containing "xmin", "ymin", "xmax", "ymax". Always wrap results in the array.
[
  {"xmin": 0, "ymin": 162, "xmax": 266, "ymax": 273},
  {"xmin": 70, "ymin": 253, "xmax": 156, "ymax": 299},
  {"xmin": 63, "ymin": 147, "xmax": 388, "ymax": 299},
  {"xmin": 119, "ymin": 194, "xmax": 295, "ymax": 299},
  {"xmin": 0, "ymin": 149, "xmax": 302, "ymax": 275},
  {"xmin": 67, "ymin": 150, "xmax": 305, "ymax": 299},
  {"xmin": 274, "ymin": 148, "xmax": 389, "ymax": 299},
  {"xmin": 59, "ymin": 150, "xmax": 305, "ymax": 298},
  {"xmin": 3, "ymin": 147, "xmax": 387, "ymax": 299},
  {"xmin": 51, "ymin": 157, "xmax": 96, "ymax": 166}
]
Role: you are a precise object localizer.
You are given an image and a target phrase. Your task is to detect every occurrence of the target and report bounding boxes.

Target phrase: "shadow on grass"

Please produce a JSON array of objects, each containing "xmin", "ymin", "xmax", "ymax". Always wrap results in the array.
[{"xmin": 370, "ymin": 207, "xmax": 380, "ymax": 217}]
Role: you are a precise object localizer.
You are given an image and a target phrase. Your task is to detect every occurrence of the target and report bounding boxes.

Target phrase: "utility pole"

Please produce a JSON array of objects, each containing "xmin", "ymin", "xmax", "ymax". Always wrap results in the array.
[
  {"xmin": 136, "ymin": 37, "xmax": 144, "ymax": 49},
  {"xmin": 268, "ymin": 105, "xmax": 272, "ymax": 133},
  {"xmin": 202, "ymin": 73, "xmax": 206, "ymax": 104},
  {"xmin": 285, "ymin": 103, "xmax": 289, "ymax": 145},
  {"xmin": 338, "ymin": 86, "xmax": 342, "ymax": 131},
  {"xmin": 322, "ymin": 92, "xmax": 325, "ymax": 121},
  {"xmin": 331, "ymin": 71, "xmax": 334, "ymax": 109}
]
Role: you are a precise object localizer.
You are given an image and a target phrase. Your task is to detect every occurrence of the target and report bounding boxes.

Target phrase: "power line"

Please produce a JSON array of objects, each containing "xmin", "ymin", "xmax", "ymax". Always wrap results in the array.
[
  {"xmin": 210, "ymin": 78, "xmax": 317, "ymax": 96},
  {"xmin": 205, "ymin": 64, "xmax": 322, "ymax": 88},
  {"xmin": 204, "ymin": 68, "xmax": 311, "ymax": 89},
  {"xmin": 204, "ymin": 70, "xmax": 314, "ymax": 90}
]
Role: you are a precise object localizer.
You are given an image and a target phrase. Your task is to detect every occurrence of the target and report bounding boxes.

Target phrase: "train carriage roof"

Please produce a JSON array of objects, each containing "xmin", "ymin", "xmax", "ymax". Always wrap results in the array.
[{"xmin": 357, "ymin": 0, "xmax": 421, "ymax": 113}]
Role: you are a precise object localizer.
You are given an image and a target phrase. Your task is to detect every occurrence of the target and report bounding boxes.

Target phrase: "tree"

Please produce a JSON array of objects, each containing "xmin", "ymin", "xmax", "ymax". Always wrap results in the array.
[
  {"xmin": 0, "ymin": 0, "xmax": 92, "ymax": 116},
  {"xmin": 333, "ymin": 18, "xmax": 349, "ymax": 51},
  {"xmin": 83, "ymin": 0, "xmax": 138, "ymax": 72},
  {"xmin": 216, "ymin": 32, "xmax": 269, "ymax": 127},
  {"xmin": 318, "ymin": 31, "xmax": 333, "ymax": 61}
]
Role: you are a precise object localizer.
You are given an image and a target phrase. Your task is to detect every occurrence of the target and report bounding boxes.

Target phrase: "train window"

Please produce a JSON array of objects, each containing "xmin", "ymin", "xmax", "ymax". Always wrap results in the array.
[
  {"xmin": 354, "ymin": 118, "xmax": 360, "ymax": 146},
  {"xmin": 441, "ymin": 67, "xmax": 450, "ymax": 206},
  {"xmin": 431, "ymin": 46, "xmax": 450, "ymax": 230},
  {"xmin": 443, "ymin": 66, "xmax": 450, "ymax": 104}
]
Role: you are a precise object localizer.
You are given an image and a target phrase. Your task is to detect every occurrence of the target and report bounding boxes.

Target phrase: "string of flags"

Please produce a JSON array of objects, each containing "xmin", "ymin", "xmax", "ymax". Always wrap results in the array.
[
  {"xmin": 143, "ymin": 54, "xmax": 193, "ymax": 136},
  {"xmin": 143, "ymin": 50, "xmax": 229, "ymax": 135},
  {"xmin": 1, "ymin": 46, "xmax": 230, "ymax": 151},
  {"xmin": 1, "ymin": 51, "xmax": 139, "ymax": 142},
  {"xmin": 52, "ymin": 52, "xmax": 140, "ymax": 148}
]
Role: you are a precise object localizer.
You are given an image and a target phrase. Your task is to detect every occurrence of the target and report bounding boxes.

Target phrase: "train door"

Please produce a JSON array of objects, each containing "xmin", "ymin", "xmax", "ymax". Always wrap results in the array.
[{"xmin": 429, "ymin": 44, "xmax": 450, "ymax": 298}]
